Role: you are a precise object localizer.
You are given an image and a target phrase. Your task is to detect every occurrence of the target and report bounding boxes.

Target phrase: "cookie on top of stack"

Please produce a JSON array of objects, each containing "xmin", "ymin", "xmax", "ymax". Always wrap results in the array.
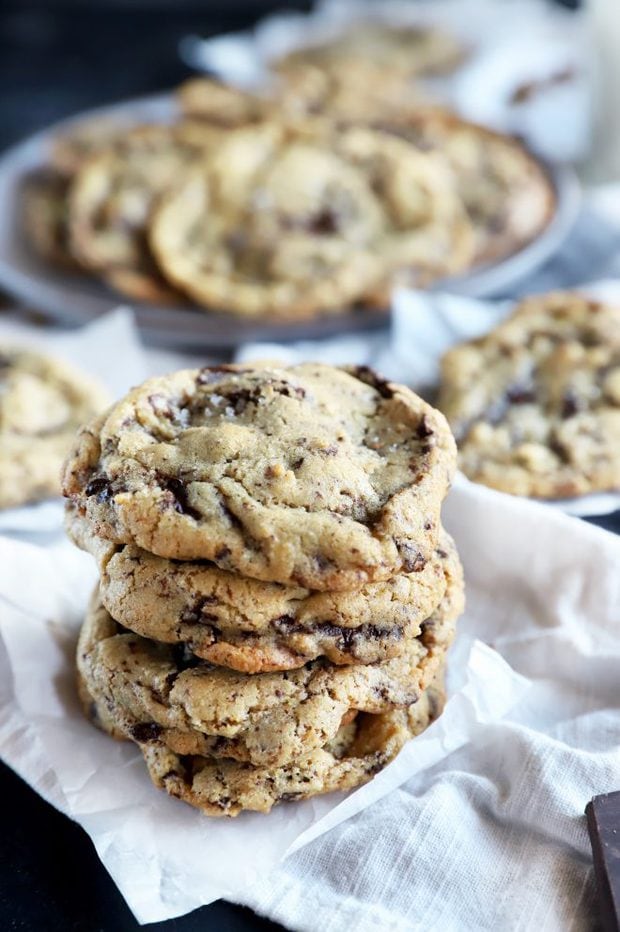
[{"xmin": 63, "ymin": 362, "xmax": 463, "ymax": 816}]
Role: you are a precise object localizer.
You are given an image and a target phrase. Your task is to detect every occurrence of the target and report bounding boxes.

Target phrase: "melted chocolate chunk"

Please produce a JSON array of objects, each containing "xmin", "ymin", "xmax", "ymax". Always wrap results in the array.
[
  {"xmin": 308, "ymin": 208, "xmax": 339, "ymax": 235},
  {"xmin": 506, "ymin": 386, "xmax": 536, "ymax": 405},
  {"xmin": 85, "ymin": 475, "xmax": 114, "ymax": 503},
  {"xmin": 351, "ymin": 365, "xmax": 395, "ymax": 400},
  {"xmin": 560, "ymin": 391, "xmax": 580, "ymax": 419},
  {"xmin": 416, "ymin": 415, "xmax": 434, "ymax": 439},
  {"xmin": 180, "ymin": 596, "xmax": 220, "ymax": 628},
  {"xmin": 549, "ymin": 436, "xmax": 571, "ymax": 464},
  {"xmin": 272, "ymin": 615, "xmax": 403, "ymax": 653},
  {"xmin": 130, "ymin": 722, "xmax": 162, "ymax": 743},
  {"xmin": 396, "ymin": 542, "xmax": 426, "ymax": 573},
  {"xmin": 161, "ymin": 476, "xmax": 201, "ymax": 520}
]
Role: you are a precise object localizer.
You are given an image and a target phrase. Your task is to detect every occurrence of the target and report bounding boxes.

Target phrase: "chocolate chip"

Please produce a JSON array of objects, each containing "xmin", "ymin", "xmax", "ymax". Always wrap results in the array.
[
  {"xmin": 506, "ymin": 386, "xmax": 536, "ymax": 405},
  {"xmin": 219, "ymin": 497, "xmax": 243, "ymax": 532},
  {"xmin": 416, "ymin": 415, "xmax": 434, "ymax": 439},
  {"xmin": 85, "ymin": 475, "xmax": 114, "ymax": 503},
  {"xmin": 560, "ymin": 391, "xmax": 580, "ymax": 419},
  {"xmin": 224, "ymin": 388, "xmax": 255, "ymax": 414},
  {"xmin": 308, "ymin": 209, "xmax": 338, "ymax": 235},
  {"xmin": 549, "ymin": 436, "xmax": 571, "ymax": 464},
  {"xmin": 272, "ymin": 616, "xmax": 403, "ymax": 653},
  {"xmin": 161, "ymin": 476, "xmax": 201, "ymax": 520},
  {"xmin": 351, "ymin": 365, "xmax": 394, "ymax": 399},
  {"xmin": 264, "ymin": 379, "xmax": 306, "ymax": 400},
  {"xmin": 396, "ymin": 542, "xmax": 426, "ymax": 573},
  {"xmin": 196, "ymin": 365, "xmax": 246, "ymax": 385},
  {"xmin": 215, "ymin": 546, "xmax": 231, "ymax": 563},
  {"xmin": 291, "ymin": 457, "xmax": 305, "ymax": 470},
  {"xmin": 180, "ymin": 597, "xmax": 220, "ymax": 629},
  {"xmin": 130, "ymin": 722, "xmax": 162, "ymax": 743}
]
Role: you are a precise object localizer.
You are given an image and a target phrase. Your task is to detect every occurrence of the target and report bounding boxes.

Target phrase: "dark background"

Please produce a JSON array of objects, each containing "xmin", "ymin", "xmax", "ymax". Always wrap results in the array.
[{"xmin": 0, "ymin": 1, "xmax": 600, "ymax": 931}]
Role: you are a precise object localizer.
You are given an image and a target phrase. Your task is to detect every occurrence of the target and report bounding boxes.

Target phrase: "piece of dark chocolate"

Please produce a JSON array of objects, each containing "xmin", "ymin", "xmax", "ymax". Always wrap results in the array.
[{"xmin": 586, "ymin": 791, "xmax": 620, "ymax": 932}]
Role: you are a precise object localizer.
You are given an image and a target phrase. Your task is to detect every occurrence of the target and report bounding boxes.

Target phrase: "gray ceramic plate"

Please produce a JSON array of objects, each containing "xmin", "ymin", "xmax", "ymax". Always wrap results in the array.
[{"xmin": 0, "ymin": 93, "xmax": 581, "ymax": 348}]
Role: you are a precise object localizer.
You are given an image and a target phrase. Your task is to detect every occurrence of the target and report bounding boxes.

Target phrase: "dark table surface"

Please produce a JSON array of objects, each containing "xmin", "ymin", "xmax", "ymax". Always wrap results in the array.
[{"xmin": 0, "ymin": 1, "xmax": 609, "ymax": 929}]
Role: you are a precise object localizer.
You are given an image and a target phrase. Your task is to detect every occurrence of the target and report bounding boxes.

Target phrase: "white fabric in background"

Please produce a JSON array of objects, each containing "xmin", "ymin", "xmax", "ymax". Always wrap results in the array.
[
  {"xmin": 236, "ymin": 478, "xmax": 620, "ymax": 932},
  {"xmin": 182, "ymin": 0, "xmax": 590, "ymax": 162}
]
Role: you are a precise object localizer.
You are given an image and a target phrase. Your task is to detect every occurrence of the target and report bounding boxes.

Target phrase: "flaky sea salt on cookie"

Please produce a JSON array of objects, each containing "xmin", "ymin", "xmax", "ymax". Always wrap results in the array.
[{"xmin": 62, "ymin": 363, "xmax": 457, "ymax": 589}]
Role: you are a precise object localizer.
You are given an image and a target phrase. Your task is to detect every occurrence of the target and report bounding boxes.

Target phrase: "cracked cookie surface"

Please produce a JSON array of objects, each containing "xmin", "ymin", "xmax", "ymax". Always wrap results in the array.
[
  {"xmin": 438, "ymin": 291, "xmax": 620, "ymax": 497},
  {"xmin": 69, "ymin": 508, "xmax": 458, "ymax": 672},
  {"xmin": 80, "ymin": 668, "xmax": 444, "ymax": 817},
  {"xmin": 0, "ymin": 348, "xmax": 109, "ymax": 509},
  {"xmin": 77, "ymin": 559, "xmax": 461, "ymax": 769},
  {"xmin": 62, "ymin": 362, "xmax": 456, "ymax": 588}
]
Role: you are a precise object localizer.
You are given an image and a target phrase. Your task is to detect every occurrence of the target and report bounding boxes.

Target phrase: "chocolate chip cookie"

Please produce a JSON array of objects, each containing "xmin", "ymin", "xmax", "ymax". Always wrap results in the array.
[
  {"xmin": 149, "ymin": 122, "xmax": 473, "ymax": 319},
  {"xmin": 275, "ymin": 22, "xmax": 464, "ymax": 80},
  {"xmin": 80, "ymin": 669, "xmax": 444, "ymax": 816},
  {"xmin": 77, "ymin": 551, "xmax": 461, "ymax": 768},
  {"xmin": 21, "ymin": 169, "xmax": 77, "ymax": 269},
  {"xmin": 0, "ymin": 349, "xmax": 109, "ymax": 509},
  {"xmin": 438, "ymin": 291, "xmax": 620, "ymax": 497},
  {"xmin": 62, "ymin": 363, "xmax": 457, "ymax": 588},
  {"xmin": 68, "ymin": 506, "xmax": 458, "ymax": 672},
  {"xmin": 374, "ymin": 109, "xmax": 554, "ymax": 265},
  {"xmin": 67, "ymin": 124, "xmax": 205, "ymax": 303}
]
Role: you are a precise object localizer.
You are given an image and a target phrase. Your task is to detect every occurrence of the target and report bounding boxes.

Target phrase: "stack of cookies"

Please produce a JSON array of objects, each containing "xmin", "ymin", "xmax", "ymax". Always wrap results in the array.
[{"xmin": 63, "ymin": 362, "xmax": 463, "ymax": 816}]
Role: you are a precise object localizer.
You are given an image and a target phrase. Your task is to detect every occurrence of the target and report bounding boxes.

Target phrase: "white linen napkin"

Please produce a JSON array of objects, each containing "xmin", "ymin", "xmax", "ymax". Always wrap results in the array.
[
  {"xmin": 235, "ymin": 478, "xmax": 620, "ymax": 932},
  {"xmin": 181, "ymin": 0, "xmax": 590, "ymax": 163}
]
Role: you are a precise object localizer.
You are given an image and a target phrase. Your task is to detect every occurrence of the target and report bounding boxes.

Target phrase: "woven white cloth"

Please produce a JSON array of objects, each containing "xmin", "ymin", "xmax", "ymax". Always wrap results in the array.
[{"xmin": 236, "ymin": 480, "xmax": 620, "ymax": 932}]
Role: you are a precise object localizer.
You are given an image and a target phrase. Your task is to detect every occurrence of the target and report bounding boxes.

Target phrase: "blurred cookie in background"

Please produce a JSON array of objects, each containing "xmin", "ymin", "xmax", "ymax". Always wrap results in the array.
[{"xmin": 0, "ymin": 347, "xmax": 109, "ymax": 509}]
